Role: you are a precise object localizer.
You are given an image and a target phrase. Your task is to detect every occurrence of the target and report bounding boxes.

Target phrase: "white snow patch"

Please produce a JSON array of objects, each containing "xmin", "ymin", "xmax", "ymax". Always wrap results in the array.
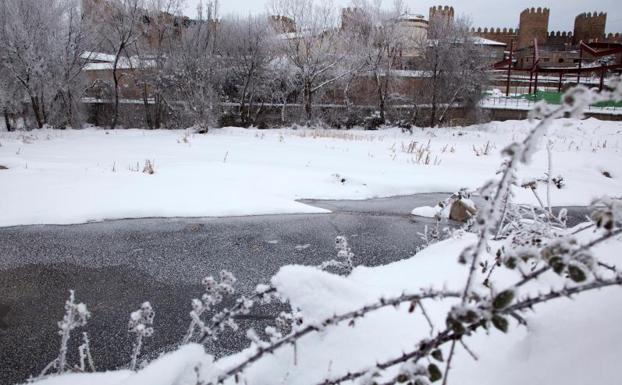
[
  {"xmin": 411, "ymin": 205, "xmax": 445, "ymax": 218},
  {"xmin": 1, "ymin": 119, "xmax": 621, "ymax": 227}
]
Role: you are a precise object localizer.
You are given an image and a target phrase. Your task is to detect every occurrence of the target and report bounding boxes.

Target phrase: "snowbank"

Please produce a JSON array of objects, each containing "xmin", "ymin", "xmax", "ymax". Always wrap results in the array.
[
  {"xmin": 1, "ymin": 118, "xmax": 621, "ymax": 227},
  {"xmin": 411, "ymin": 205, "xmax": 443, "ymax": 218},
  {"xmin": 220, "ymin": 228, "xmax": 622, "ymax": 385}
]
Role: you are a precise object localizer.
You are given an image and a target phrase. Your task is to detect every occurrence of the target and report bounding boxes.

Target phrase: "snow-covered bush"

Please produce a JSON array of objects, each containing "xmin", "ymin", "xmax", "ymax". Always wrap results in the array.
[{"xmin": 364, "ymin": 112, "xmax": 384, "ymax": 130}]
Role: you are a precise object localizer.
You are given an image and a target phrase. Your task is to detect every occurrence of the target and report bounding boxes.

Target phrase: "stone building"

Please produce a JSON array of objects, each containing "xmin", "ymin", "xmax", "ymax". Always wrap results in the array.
[
  {"xmin": 574, "ymin": 12, "xmax": 608, "ymax": 44},
  {"xmin": 471, "ymin": 6, "xmax": 622, "ymax": 69},
  {"xmin": 428, "ymin": 5, "xmax": 454, "ymax": 38},
  {"xmin": 517, "ymin": 7, "xmax": 550, "ymax": 50}
]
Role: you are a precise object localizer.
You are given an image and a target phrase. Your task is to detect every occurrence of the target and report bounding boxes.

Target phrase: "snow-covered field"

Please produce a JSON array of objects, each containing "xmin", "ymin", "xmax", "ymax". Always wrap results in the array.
[
  {"xmin": 4, "ymin": 118, "xmax": 621, "ymax": 385},
  {"xmin": 1, "ymin": 119, "xmax": 621, "ymax": 227}
]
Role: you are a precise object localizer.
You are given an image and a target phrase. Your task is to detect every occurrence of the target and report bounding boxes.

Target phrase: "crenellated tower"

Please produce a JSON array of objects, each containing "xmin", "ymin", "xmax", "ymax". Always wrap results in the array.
[
  {"xmin": 574, "ymin": 12, "xmax": 607, "ymax": 44},
  {"xmin": 517, "ymin": 7, "xmax": 549, "ymax": 49},
  {"xmin": 269, "ymin": 15, "xmax": 296, "ymax": 34},
  {"xmin": 341, "ymin": 7, "xmax": 368, "ymax": 31},
  {"xmin": 428, "ymin": 5, "xmax": 454, "ymax": 38}
]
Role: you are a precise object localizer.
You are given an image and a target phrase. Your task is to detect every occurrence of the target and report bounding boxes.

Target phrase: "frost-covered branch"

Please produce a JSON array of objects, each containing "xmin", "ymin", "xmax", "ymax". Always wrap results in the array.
[
  {"xmin": 317, "ymin": 275, "xmax": 622, "ymax": 385},
  {"xmin": 210, "ymin": 290, "xmax": 461, "ymax": 385}
]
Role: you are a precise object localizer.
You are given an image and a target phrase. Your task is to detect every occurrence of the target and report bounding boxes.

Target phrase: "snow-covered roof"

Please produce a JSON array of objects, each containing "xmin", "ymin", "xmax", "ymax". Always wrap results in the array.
[
  {"xmin": 81, "ymin": 52, "xmax": 117, "ymax": 63},
  {"xmin": 397, "ymin": 13, "xmax": 426, "ymax": 22},
  {"xmin": 473, "ymin": 37, "xmax": 506, "ymax": 46},
  {"xmin": 81, "ymin": 52, "xmax": 156, "ymax": 71},
  {"xmin": 360, "ymin": 69, "xmax": 432, "ymax": 78}
]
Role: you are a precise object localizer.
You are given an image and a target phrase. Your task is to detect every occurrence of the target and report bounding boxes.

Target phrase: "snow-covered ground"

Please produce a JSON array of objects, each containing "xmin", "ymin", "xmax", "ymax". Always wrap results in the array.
[
  {"xmin": 27, "ymin": 225, "xmax": 622, "ymax": 385},
  {"xmin": 0, "ymin": 118, "xmax": 621, "ymax": 227}
]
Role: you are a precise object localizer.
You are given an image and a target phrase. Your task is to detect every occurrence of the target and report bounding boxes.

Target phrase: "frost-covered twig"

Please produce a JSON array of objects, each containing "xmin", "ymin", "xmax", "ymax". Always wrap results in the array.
[
  {"xmin": 318, "ymin": 236, "xmax": 355, "ymax": 274},
  {"xmin": 47, "ymin": 290, "xmax": 90, "ymax": 376},
  {"xmin": 128, "ymin": 302, "xmax": 155, "ymax": 371},
  {"xmin": 192, "ymin": 274, "xmax": 276, "ymax": 345},
  {"xmin": 317, "ymin": 275, "xmax": 622, "ymax": 385},
  {"xmin": 184, "ymin": 271, "xmax": 237, "ymax": 344},
  {"xmin": 209, "ymin": 290, "xmax": 461, "ymax": 385},
  {"xmin": 78, "ymin": 332, "xmax": 96, "ymax": 373}
]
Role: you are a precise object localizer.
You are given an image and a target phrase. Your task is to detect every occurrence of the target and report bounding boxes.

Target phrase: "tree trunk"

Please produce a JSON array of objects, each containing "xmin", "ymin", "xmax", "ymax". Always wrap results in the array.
[
  {"xmin": 430, "ymin": 77, "xmax": 438, "ymax": 127},
  {"xmin": 40, "ymin": 92, "xmax": 47, "ymax": 126},
  {"xmin": 29, "ymin": 95, "xmax": 44, "ymax": 129},
  {"xmin": 239, "ymin": 75, "xmax": 251, "ymax": 126},
  {"xmin": 110, "ymin": 45, "xmax": 124, "ymax": 130},
  {"xmin": 111, "ymin": 70, "xmax": 121, "ymax": 130},
  {"xmin": 281, "ymin": 101, "xmax": 287, "ymax": 123},
  {"xmin": 4, "ymin": 108, "xmax": 12, "ymax": 132},
  {"xmin": 374, "ymin": 73, "xmax": 385, "ymax": 122},
  {"xmin": 303, "ymin": 80, "xmax": 312, "ymax": 125},
  {"xmin": 344, "ymin": 77, "xmax": 353, "ymax": 113},
  {"xmin": 142, "ymin": 83, "xmax": 153, "ymax": 129},
  {"xmin": 66, "ymin": 89, "xmax": 75, "ymax": 129},
  {"xmin": 154, "ymin": 94, "xmax": 162, "ymax": 129}
]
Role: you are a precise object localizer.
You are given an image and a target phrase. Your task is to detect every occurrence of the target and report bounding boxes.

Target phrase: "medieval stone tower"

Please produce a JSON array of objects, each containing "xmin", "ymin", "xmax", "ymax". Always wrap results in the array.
[
  {"xmin": 518, "ymin": 7, "xmax": 549, "ymax": 49},
  {"xmin": 269, "ymin": 15, "xmax": 296, "ymax": 34},
  {"xmin": 428, "ymin": 5, "xmax": 454, "ymax": 38},
  {"xmin": 81, "ymin": 0, "xmax": 102, "ymax": 18},
  {"xmin": 341, "ymin": 7, "xmax": 368, "ymax": 31},
  {"xmin": 574, "ymin": 12, "xmax": 607, "ymax": 44}
]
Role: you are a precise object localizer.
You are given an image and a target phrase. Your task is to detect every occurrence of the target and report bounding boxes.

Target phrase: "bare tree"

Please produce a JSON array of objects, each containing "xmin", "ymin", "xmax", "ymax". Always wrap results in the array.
[
  {"xmin": 219, "ymin": 15, "xmax": 276, "ymax": 126},
  {"xmin": 93, "ymin": 0, "xmax": 145, "ymax": 129},
  {"xmin": 0, "ymin": 59, "xmax": 23, "ymax": 131},
  {"xmin": 0, "ymin": 0, "xmax": 66, "ymax": 128},
  {"xmin": 269, "ymin": 0, "xmax": 353, "ymax": 124},
  {"xmin": 166, "ymin": 1, "xmax": 222, "ymax": 131},
  {"xmin": 344, "ymin": 0, "xmax": 409, "ymax": 122},
  {"xmin": 415, "ymin": 17, "xmax": 489, "ymax": 127},
  {"xmin": 53, "ymin": 0, "xmax": 96, "ymax": 128},
  {"xmin": 131, "ymin": 0, "xmax": 184, "ymax": 129}
]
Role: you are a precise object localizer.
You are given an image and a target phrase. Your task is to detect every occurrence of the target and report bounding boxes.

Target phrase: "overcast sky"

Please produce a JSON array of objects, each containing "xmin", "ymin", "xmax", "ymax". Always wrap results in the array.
[{"xmin": 183, "ymin": 0, "xmax": 622, "ymax": 33}]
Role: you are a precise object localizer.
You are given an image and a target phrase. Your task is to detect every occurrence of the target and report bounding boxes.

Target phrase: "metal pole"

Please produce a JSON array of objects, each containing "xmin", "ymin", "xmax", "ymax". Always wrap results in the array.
[
  {"xmin": 558, "ymin": 71, "xmax": 563, "ymax": 92},
  {"xmin": 577, "ymin": 41, "xmax": 583, "ymax": 85},
  {"xmin": 506, "ymin": 40, "xmax": 513, "ymax": 97},
  {"xmin": 534, "ymin": 70, "xmax": 539, "ymax": 95}
]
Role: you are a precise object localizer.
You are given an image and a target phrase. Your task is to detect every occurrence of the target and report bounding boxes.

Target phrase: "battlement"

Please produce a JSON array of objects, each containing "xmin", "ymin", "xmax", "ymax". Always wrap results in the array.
[
  {"xmin": 428, "ymin": 5, "xmax": 454, "ymax": 37},
  {"xmin": 575, "ymin": 12, "xmax": 607, "ymax": 21},
  {"xmin": 429, "ymin": 5, "xmax": 454, "ymax": 14},
  {"xmin": 269, "ymin": 15, "xmax": 291, "ymax": 22},
  {"xmin": 574, "ymin": 11, "xmax": 607, "ymax": 44},
  {"xmin": 341, "ymin": 7, "xmax": 367, "ymax": 30},
  {"xmin": 473, "ymin": 27, "xmax": 517, "ymax": 34},
  {"xmin": 548, "ymin": 31, "xmax": 573, "ymax": 38},
  {"xmin": 269, "ymin": 15, "xmax": 296, "ymax": 33},
  {"xmin": 521, "ymin": 7, "xmax": 550, "ymax": 16},
  {"xmin": 472, "ymin": 27, "xmax": 518, "ymax": 48}
]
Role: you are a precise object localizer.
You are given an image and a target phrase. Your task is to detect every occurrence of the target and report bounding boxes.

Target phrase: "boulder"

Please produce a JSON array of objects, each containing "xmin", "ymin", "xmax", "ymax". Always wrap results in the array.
[{"xmin": 449, "ymin": 199, "xmax": 477, "ymax": 222}]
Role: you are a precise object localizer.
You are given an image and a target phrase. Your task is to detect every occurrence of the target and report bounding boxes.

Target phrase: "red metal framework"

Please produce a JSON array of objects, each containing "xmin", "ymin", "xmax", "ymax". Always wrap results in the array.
[{"xmin": 494, "ymin": 40, "xmax": 622, "ymax": 95}]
